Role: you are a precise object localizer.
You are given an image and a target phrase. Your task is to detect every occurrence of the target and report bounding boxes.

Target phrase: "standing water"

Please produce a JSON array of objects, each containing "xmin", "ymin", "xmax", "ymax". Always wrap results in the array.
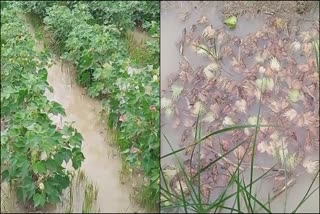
[{"xmin": 161, "ymin": 1, "xmax": 319, "ymax": 213}]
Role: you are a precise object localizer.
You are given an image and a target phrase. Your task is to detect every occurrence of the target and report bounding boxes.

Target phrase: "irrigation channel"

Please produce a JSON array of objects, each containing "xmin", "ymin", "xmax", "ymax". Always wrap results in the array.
[
  {"xmin": 1, "ymin": 15, "xmax": 142, "ymax": 213},
  {"xmin": 160, "ymin": 1, "xmax": 319, "ymax": 213}
]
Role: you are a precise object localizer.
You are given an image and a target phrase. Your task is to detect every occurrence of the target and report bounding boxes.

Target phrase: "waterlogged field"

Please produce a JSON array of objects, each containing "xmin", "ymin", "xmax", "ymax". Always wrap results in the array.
[
  {"xmin": 1, "ymin": 1, "xmax": 319, "ymax": 213},
  {"xmin": 1, "ymin": 1, "xmax": 159, "ymax": 213},
  {"xmin": 160, "ymin": 1, "xmax": 319, "ymax": 213}
]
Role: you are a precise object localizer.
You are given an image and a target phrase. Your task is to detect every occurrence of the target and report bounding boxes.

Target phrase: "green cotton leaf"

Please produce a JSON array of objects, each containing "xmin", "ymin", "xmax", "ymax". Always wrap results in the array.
[
  {"xmin": 45, "ymin": 159, "xmax": 58, "ymax": 172},
  {"xmin": 224, "ymin": 16, "xmax": 237, "ymax": 28},
  {"xmin": 150, "ymin": 173, "xmax": 159, "ymax": 182},
  {"xmin": 47, "ymin": 188, "xmax": 61, "ymax": 204},
  {"xmin": 1, "ymin": 170, "xmax": 9, "ymax": 183},
  {"xmin": 38, "ymin": 68, "xmax": 48, "ymax": 81},
  {"xmin": 69, "ymin": 132, "xmax": 83, "ymax": 147},
  {"xmin": 44, "ymin": 181, "xmax": 61, "ymax": 203},
  {"xmin": 60, "ymin": 148, "xmax": 73, "ymax": 164},
  {"xmin": 71, "ymin": 147, "xmax": 84, "ymax": 170},
  {"xmin": 121, "ymin": 148, "xmax": 130, "ymax": 154},
  {"xmin": 26, "ymin": 132, "xmax": 41, "ymax": 149},
  {"xmin": 50, "ymin": 101, "xmax": 66, "ymax": 116},
  {"xmin": 47, "ymin": 85, "xmax": 54, "ymax": 93},
  {"xmin": 54, "ymin": 174, "xmax": 70, "ymax": 190},
  {"xmin": 32, "ymin": 161, "xmax": 46, "ymax": 174},
  {"xmin": 17, "ymin": 176, "xmax": 35, "ymax": 202},
  {"xmin": 80, "ymin": 53, "xmax": 93, "ymax": 69},
  {"xmin": 44, "ymin": 181, "xmax": 55, "ymax": 195},
  {"xmin": 61, "ymin": 125, "xmax": 73, "ymax": 137},
  {"xmin": 33, "ymin": 193, "xmax": 46, "ymax": 208}
]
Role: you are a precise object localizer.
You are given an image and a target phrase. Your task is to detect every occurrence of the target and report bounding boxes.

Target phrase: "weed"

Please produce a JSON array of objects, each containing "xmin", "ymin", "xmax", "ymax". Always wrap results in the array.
[{"xmin": 161, "ymin": 108, "xmax": 319, "ymax": 213}]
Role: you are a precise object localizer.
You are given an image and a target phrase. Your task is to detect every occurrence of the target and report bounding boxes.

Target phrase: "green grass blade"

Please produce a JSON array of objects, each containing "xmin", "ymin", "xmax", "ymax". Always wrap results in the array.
[
  {"xmin": 235, "ymin": 179, "xmax": 272, "ymax": 213},
  {"xmin": 177, "ymin": 175, "xmax": 188, "ymax": 213},
  {"xmin": 248, "ymin": 90, "xmax": 263, "ymax": 208},
  {"xmin": 242, "ymin": 179, "xmax": 254, "ymax": 213},
  {"xmin": 162, "ymin": 133, "xmax": 202, "ymax": 208},
  {"xmin": 291, "ymin": 171, "xmax": 320, "ymax": 213},
  {"xmin": 193, "ymin": 139, "xmax": 248, "ymax": 178},
  {"xmin": 207, "ymin": 164, "xmax": 278, "ymax": 211},
  {"xmin": 209, "ymin": 145, "xmax": 249, "ymax": 213},
  {"xmin": 161, "ymin": 124, "xmax": 275, "ymax": 159}
]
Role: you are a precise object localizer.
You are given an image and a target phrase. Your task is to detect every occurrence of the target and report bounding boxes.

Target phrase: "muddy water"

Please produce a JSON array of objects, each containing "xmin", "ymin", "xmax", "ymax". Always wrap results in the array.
[
  {"xmin": 161, "ymin": 1, "xmax": 319, "ymax": 213},
  {"xmin": 20, "ymin": 18, "xmax": 140, "ymax": 213},
  {"xmin": 44, "ymin": 60, "xmax": 138, "ymax": 213}
]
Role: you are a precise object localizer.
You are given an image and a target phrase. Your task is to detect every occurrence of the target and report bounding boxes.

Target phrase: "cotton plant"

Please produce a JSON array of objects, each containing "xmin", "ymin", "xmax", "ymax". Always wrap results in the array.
[{"xmin": 127, "ymin": 66, "xmax": 142, "ymax": 76}]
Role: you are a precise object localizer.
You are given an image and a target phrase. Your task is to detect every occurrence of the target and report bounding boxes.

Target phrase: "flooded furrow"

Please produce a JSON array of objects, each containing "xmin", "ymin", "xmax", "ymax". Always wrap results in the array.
[
  {"xmin": 25, "ymin": 17, "xmax": 140, "ymax": 213},
  {"xmin": 44, "ymin": 59, "xmax": 138, "ymax": 213}
]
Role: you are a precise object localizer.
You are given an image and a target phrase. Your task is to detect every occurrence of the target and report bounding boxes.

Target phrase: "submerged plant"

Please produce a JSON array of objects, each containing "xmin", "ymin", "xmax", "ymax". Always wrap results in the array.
[
  {"xmin": 171, "ymin": 84, "xmax": 183, "ymax": 100},
  {"xmin": 82, "ymin": 183, "xmax": 98, "ymax": 213},
  {"xmin": 270, "ymin": 56, "xmax": 281, "ymax": 72},
  {"xmin": 161, "ymin": 97, "xmax": 173, "ymax": 109},
  {"xmin": 203, "ymin": 62, "xmax": 220, "ymax": 80},
  {"xmin": 288, "ymin": 89, "xmax": 301, "ymax": 102},
  {"xmin": 256, "ymin": 77, "xmax": 274, "ymax": 92}
]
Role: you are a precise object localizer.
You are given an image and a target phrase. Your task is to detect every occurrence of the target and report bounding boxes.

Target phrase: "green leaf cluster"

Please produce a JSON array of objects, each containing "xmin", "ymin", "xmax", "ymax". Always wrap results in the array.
[{"xmin": 1, "ymin": 7, "xmax": 84, "ymax": 208}]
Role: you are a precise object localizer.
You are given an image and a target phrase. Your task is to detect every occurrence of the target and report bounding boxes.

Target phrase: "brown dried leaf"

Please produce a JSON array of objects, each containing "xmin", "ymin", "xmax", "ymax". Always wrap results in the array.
[
  {"xmin": 267, "ymin": 98, "xmax": 289, "ymax": 114},
  {"xmin": 291, "ymin": 79, "xmax": 303, "ymax": 90},
  {"xmin": 197, "ymin": 16, "xmax": 208, "ymax": 24},
  {"xmin": 299, "ymin": 31, "xmax": 312, "ymax": 43},
  {"xmin": 220, "ymin": 140, "xmax": 229, "ymax": 152},
  {"xmin": 202, "ymin": 25, "xmax": 215, "ymax": 39},
  {"xmin": 303, "ymin": 112, "xmax": 319, "ymax": 127},
  {"xmin": 233, "ymin": 145, "xmax": 245, "ymax": 160},
  {"xmin": 282, "ymin": 109, "xmax": 298, "ymax": 121},
  {"xmin": 303, "ymin": 43, "xmax": 313, "ymax": 57},
  {"xmin": 257, "ymin": 141, "xmax": 271, "ymax": 154},
  {"xmin": 297, "ymin": 64, "xmax": 309, "ymax": 73},
  {"xmin": 302, "ymin": 158, "xmax": 319, "ymax": 174},
  {"xmin": 184, "ymin": 118, "xmax": 194, "ymax": 127},
  {"xmin": 172, "ymin": 117, "xmax": 181, "ymax": 129},
  {"xmin": 235, "ymin": 99, "xmax": 247, "ymax": 114},
  {"xmin": 210, "ymin": 103, "xmax": 221, "ymax": 118}
]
